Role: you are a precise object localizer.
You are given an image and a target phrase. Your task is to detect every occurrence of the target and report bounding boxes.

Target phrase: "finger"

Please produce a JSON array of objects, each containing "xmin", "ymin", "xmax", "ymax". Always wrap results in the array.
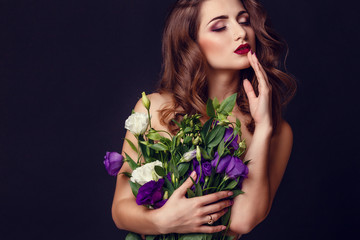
[
  {"xmin": 251, "ymin": 53, "xmax": 270, "ymax": 92},
  {"xmin": 176, "ymin": 171, "xmax": 197, "ymax": 196},
  {"xmin": 201, "ymin": 199, "xmax": 233, "ymax": 215},
  {"xmin": 197, "ymin": 191, "xmax": 233, "ymax": 206},
  {"xmin": 196, "ymin": 225, "xmax": 227, "ymax": 234},
  {"xmin": 252, "ymin": 53, "xmax": 270, "ymax": 86},
  {"xmin": 202, "ymin": 208, "xmax": 229, "ymax": 225},
  {"xmin": 243, "ymin": 79, "xmax": 257, "ymax": 100}
]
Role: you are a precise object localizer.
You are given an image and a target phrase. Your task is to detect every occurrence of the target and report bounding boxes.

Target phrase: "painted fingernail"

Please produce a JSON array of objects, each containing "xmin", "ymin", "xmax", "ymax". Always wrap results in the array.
[
  {"xmin": 222, "ymin": 226, "xmax": 227, "ymax": 230},
  {"xmin": 228, "ymin": 191, "xmax": 233, "ymax": 196},
  {"xmin": 250, "ymin": 49, "xmax": 253, "ymax": 54},
  {"xmin": 230, "ymin": 200, "xmax": 234, "ymax": 205}
]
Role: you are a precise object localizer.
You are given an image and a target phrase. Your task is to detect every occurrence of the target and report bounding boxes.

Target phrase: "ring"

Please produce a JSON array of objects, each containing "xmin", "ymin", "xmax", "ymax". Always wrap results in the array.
[{"xmin": 207, "ymin": 215, "xmax": 214, "ymax": 225}]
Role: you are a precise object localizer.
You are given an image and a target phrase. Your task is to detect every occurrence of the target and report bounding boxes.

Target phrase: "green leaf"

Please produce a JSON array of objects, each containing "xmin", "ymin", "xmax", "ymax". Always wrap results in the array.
[
  {"xmin": 213, "ymin": 97, "xmax": 220, "ymax": 110},
  {"xmin": 154, "ymin": 166, "xmax": 166, "ymax": 177},
  {"xmin": 149, "ymin": 143, "xmax": 168, "ymax": 151},
  {"xmin": 184, "ymin": 127, "xmax": 193, "ymax": 134},
  {"xmin": 164, "ymin": 177, "xmax": 174, "ymax": 194},
  {"xmin": 183, "ymin": 135, "xmax": 192, "ymax": 144},
  {"xmin": 205, "ymin": 125, "xmax": 222, "ymax": 145},
  {"xmin": 199, "ymin": 147, "xmax": 211, "ymax": 160},
  {"xmin": 138, "ymin": 135, "xmax": 150, "ymax": 162},
  {"xmin": 207, "ymin": 126, "xmax": 226, "ymax": 148},
  {"xmin": 221, "ymin": 206, "xmax": 231, "ymax": 226},
  {"xmin": 145, "ymin": 235, "xmax": 157, "ymax": 240},
  {"xmin": 125, "ymin": 232, "xmax": 142, "ymax": 240},
  {"xmin": 229, "ymin": 189, "xmax": 245, "ymax": 198},
  {"xmin": 147, "ymin": 132, "xmax": 162, "ymax": 141},
  {"xmin": 224, "ymin": 180, "xmax": 238, "ymax": 190},
  {"xmin": 129, "ymin": 181, "xmax": 141, "ymax": 196},
  {"xmin": 186, "ymin": 188, "xmax": 196, "ymax": 198},
  {"xmin": 201, "ymin": 118, "xmax": 213, "ymax": 137},
  {"xmin": 195, "ymin": 183, "xmax": 203, "ymax": 196},
  {"xmin": 119, "ymin": 172, "xmax": 131, "ymax": 178},
  {"xmin": 125, "ymin": 138, "xmax": 138, "ymax": 153},
  {"xmin": 124, "ymin": 152, "xmax": 138, "ymax": 170},
  {"xmin": 206, "ymin": 98, "xmax": 216, "ymax": 118},
  {"xmin": 179, "ymin": 233, "xmax": 213, "ymax": 240},
  {"xmin": 217, "ymin": 140, "xmax": 225, "ymax": 158},
  {"xmin": 178, "ymin": 162, "xmax": 190, "ymax": 177},
  {"xmin": 218, "ymin": 93, "xmax": 237, "ymax": 115}
]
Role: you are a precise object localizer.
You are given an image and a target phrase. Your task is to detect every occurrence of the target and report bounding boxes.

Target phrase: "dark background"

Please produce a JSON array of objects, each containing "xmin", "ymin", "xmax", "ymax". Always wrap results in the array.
[{"xmin": 1, "ymin": 0, "xmax": 359, "ymax": 239}]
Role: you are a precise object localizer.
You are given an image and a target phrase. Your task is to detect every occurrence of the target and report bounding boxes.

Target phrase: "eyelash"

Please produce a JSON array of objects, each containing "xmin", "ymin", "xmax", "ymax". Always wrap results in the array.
[{"xmin": 212, "ymin": 21, "xmax": 250, "ymax": 32}]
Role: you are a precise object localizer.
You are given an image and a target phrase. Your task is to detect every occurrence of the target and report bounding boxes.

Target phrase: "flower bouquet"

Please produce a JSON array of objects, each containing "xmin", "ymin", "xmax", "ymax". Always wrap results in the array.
[{"xmin": 104, "ymin": 92, "xmax": 249, "ymax": 240}]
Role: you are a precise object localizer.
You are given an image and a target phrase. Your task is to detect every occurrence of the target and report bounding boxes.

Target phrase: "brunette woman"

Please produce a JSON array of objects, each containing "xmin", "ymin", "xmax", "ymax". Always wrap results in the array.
[{"xmin": 111, "ymin": 0, "xmax": 296, "ymax": 238}]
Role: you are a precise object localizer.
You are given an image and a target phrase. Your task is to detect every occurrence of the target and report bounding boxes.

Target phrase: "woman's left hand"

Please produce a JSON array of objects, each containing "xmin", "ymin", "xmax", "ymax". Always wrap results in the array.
[{"xmin": 243, "ymin": 51, "xmax": 273, "ymax": 130}]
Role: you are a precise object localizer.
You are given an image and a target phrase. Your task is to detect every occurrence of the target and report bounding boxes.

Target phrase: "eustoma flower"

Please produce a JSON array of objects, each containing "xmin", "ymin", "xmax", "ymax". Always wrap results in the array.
[
  {"xmin": 193, "ymin": 159, "xmax": 212, "ymax": 183},
  {"xmin": 225, "ymin": 156, "xmax": 248, "ymax": 179},
  {"xmin": 125, "ymin": 112, "xmax": 149, "ymax": 135},
  {"xmin": 103, "ymin": 152, "xmax": 124, "ymax": 176},
  {"xmin": 136, "ymin": 178, "xmax": 167, "ymax": 209},
  {"xmin": 224, "ymin": 127, "xmax": 239, "ymax": 150},
  {"xmin": 211, "ymin": 152, "xmax": 232, "ymax": 173},
  {"xmin": 130, "ymin": 160, "xmax": 163, "ymax": 185}
]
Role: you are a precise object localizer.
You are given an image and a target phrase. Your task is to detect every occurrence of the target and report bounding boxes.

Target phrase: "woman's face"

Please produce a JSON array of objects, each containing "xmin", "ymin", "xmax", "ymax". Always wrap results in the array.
[{"xmin": 197, "ymin": 0, "xmax": 256, "ymax": 71}]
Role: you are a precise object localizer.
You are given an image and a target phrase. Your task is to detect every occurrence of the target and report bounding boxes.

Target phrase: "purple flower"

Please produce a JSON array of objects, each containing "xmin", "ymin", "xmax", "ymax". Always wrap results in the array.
[
  {"xmin": 103, "ymin": 152, "xmax": 124, "ymax": 176},
  {"xmin": 224, "ymin": 127, "xmax": 239, "ymax": 150},
  {"xmin": 211, "ymin": 152, "xmax": 232, "ymax": 173},
  {"xmin": 193, "ymin": 159, "xmax": 212, "ymax": 183},
  {"xmin": 136, "ymin": 179, "xmax": 166, "ymax": 209},
  {"xmin": 225, "ymin": 156, "xmax": 249, "ymax": 180}
]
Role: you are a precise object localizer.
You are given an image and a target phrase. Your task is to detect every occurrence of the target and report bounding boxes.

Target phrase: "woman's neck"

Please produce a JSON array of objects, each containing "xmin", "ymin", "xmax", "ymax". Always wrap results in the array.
[{"xmin": 207, "ymin": 68, "xmax": 240, "ymax": 102}]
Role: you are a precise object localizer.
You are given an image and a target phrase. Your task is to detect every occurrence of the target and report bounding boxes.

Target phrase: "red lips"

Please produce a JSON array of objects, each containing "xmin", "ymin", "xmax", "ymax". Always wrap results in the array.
[{"xmin": 234, "ymin": 43, "xmax": 251, "ymax": 55}]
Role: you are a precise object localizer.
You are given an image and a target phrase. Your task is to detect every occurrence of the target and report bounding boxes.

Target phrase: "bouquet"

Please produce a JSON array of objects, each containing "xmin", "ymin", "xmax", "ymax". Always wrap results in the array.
[{"xmin": 104, "ymin": 92, "xmax": 249, "ymax": 240}]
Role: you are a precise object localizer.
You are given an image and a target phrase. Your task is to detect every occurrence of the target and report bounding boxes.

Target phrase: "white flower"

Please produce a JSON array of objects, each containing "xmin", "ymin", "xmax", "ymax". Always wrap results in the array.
[
  {"xmin": 180, "ymin": 149, "xmax": 197, "ymax": 163},
  {"xmin": 130, "ymin": 160, "xmax": 163, "ymax": 185},
  {"xmin": 125, "ymin": 112, "xmax": 149, "ymax": 135}
]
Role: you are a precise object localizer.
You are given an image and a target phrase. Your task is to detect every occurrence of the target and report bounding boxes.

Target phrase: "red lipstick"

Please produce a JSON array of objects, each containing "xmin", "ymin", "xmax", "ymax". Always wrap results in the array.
[{"xmin": 234, "ymin": 43, "xmax": 251, "ymax": 55}]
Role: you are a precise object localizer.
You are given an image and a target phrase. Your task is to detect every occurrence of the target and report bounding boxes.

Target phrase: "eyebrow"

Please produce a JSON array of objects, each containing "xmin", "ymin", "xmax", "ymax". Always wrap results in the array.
[{"xmin": 207, "ymin": 10, "xmax": 248, "ymax": 26}]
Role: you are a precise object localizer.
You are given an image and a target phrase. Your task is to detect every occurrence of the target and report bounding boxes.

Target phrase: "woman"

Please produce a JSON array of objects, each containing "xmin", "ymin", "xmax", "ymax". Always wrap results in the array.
[{"xmin": 111, "ymin": 0, "xmax": 296, "ymax": 238}]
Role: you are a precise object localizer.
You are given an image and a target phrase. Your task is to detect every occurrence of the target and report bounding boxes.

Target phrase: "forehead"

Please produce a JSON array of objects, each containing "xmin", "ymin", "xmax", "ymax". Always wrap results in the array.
[{"xmin": 199, "ymin": 0, "xmax": 246, "ymax": 24}]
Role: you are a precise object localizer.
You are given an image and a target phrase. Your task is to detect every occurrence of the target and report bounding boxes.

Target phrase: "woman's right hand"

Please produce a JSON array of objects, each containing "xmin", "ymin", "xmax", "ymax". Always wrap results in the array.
[{"xmin": 154, "ymin": 171, "xmax": 234, "ymax": 234}]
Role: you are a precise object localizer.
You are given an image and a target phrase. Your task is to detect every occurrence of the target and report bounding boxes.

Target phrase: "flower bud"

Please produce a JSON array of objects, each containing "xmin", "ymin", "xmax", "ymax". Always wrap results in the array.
[
  {"xmin": 171, "ymin": 173, "xmax": 176, "ymax": 184},
  {"xmin": 181, "ymin": 149, "xmax": 196, "ymax": 163},
  {"xmin": 163, "ymin": 191, "xmax": 169, "ymax": 200},
  {"xmin": 192, "ymin": 136, "xmax": 201, "ymax": 145},
  {"xmin": 196, "ymin": 145, "xmax": 201, "ymax": 161},
  {"xmin": 239, "ymin": 139, "xmax": 246, "ymax": 150},
  {"xmin": 141, "ymin": 92, "xmax": 151, "ymax": 110},
  {"xmin": 152, "ymin": 170, "xmax": 159, "ymax": 182}
]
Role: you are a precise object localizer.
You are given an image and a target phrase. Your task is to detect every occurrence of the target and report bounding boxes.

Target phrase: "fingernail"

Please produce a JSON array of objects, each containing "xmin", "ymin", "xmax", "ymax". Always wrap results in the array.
[
  {"xmin": 222, "ymin": 226, "xmax": 227, "ymax": 230},
  {"xmin": 230, "ymin": 200, "xmax": 234, "ymax": 205},
  {"xmin": 228, "ymin": 191, "xmax": 233, "ymax": 196},
  {"xmin": 191, "ymin": 171, "xmax": 196, "ymax": 177}
]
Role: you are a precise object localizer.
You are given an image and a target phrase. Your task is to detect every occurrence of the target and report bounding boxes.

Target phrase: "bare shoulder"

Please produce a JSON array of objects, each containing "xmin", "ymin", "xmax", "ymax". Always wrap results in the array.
[
  {"xmin": 273, "ymin": 120, "xmax": 293, "ymax": 143},
  {"xmin": 133, "ymin": 92, "xmax": 174, "ymax": 130}
]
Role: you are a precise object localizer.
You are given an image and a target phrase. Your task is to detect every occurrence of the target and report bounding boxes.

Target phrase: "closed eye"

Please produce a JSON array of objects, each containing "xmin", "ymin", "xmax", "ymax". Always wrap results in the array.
[{"xmin": 212, "ymin": 26, "xmax": 226, "ymax": 32}]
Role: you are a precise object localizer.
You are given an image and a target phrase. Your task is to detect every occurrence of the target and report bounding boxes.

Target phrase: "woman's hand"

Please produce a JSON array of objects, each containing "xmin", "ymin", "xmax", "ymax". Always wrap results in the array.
[
  {"xmin": 154, "ymin": 171, "xmax": 233, "ymax": 234},
  {"xmin": 243, "ymin": 51, "xmax": 273, "ymax": 130}
]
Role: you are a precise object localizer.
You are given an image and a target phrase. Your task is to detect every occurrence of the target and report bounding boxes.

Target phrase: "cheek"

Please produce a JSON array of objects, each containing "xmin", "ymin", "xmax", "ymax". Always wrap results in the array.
[{"xmin": 198, "ymin": 37, "xmax": 226, "ymax": 58}]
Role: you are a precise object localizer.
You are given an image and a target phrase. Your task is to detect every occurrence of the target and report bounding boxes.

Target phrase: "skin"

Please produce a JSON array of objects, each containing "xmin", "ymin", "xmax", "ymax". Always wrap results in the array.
[{"xmin": 112, "ymin": 0, "xmax": 293, "ymax": 238}]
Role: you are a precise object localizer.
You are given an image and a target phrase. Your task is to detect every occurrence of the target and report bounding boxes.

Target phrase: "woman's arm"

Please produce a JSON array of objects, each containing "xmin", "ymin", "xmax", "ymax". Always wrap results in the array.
[
  {"xmin": 229, "ymin": 51, "xmax": 293, "ymax": 234},
  {"xmin": 111, "ymin": 94, "xmax": 232, "ymax": 235}
]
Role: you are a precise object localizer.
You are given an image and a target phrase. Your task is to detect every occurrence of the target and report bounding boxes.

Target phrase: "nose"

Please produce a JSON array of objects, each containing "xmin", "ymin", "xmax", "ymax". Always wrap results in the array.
[{"xmin": 233, "ymin": 22, "xmax": 247, "ymax": 41}]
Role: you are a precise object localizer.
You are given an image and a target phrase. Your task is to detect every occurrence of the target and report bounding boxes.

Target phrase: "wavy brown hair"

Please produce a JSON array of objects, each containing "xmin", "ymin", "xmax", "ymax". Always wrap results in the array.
[{"xmin": 157, "ymin": 0, "xmax": 297, "ymax": 135}]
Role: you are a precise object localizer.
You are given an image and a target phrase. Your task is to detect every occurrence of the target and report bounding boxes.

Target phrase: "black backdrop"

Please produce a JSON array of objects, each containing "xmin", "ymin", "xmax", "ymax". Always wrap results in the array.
[{"xmin": 1, "ymin": 0, "xmax": 359, "ymax": 239}]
